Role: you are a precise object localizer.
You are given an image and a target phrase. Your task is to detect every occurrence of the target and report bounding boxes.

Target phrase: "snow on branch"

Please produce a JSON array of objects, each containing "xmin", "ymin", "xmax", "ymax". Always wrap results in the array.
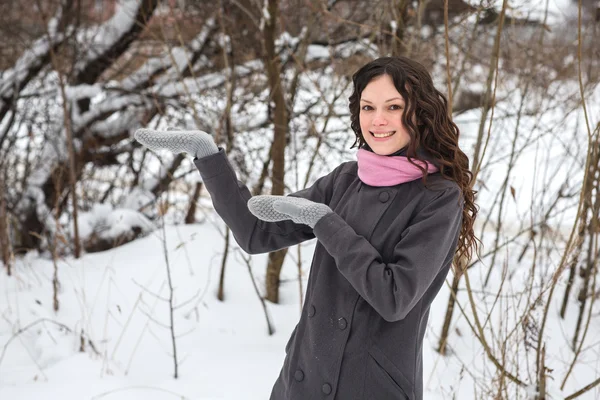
[
  {"xmin": 157, "ymin": 59, "xmax": 261, "ymax": 98},
  {"xmin": 73, "ymin": 0, "xmax": 140, "ymax": 74},
  {"xmin": 73, "ymin": 0, "xmax": 159, "ymax": 84},
  {"xmin": 153, "ymin": 17, "xmax": 217, "ymax": 86},
  {"xmin": 72, "ymin": 93, "xmax": 149, "ymax": 133},
  {"xmin": 0, "ymin": 5, "xmax": 68, "ymax": 107},
  {"xmin": 122, "ymin": 17, "xmax": 216, "ymax": 91},
  {"xmin": 76, "ymin": 18, "xmax": 218, "ymax": 140},
  {"xmin": 64, "ymin": 84, "xmax": 102, "ymax": 102}
]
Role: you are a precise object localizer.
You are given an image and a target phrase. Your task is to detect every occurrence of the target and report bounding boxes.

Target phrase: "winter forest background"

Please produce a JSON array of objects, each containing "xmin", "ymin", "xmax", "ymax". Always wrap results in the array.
[{"xmin": 1, "ymin": 0, "xmax": 600, "ymax": 399}]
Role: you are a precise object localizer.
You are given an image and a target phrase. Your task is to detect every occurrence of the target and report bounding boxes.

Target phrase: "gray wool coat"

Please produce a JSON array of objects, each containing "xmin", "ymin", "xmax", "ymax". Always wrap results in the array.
[{"xmin": 194, "ymin": 149, "xmax": 463, "ymax": 400}]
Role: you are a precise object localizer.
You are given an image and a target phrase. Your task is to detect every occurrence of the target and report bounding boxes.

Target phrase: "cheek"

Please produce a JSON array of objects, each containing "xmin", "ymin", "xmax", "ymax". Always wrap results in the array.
[
  {"xmin": 359, "ymin": 112, "xmax": 370, "ymax": 128},
  {"xmin": 395, "ymin": 113, "xmax": 406, "ymax": 125}
]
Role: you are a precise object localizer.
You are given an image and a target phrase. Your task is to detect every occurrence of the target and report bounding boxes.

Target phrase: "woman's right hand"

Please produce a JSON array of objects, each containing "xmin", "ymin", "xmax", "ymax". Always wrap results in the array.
[{"xmin": 134, "ymin": 128, "xmax": 218, "ymax": 159}]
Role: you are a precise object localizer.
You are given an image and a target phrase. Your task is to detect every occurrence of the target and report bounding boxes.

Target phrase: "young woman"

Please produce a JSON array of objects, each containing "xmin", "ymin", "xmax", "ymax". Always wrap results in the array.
[{"xmin": 135, "ymin": 56, "xmax": 478, "ymax": 400}]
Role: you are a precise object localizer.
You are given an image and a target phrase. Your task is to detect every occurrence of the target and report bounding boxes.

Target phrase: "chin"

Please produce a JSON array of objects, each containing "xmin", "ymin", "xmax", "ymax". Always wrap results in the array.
[
  {"xmin": 372, "ymin": 148, "xmax": 395, "ymax": 156},
  {"xmin": 369, "ymin": 144, "xmax": 404, "ymax": 156}
]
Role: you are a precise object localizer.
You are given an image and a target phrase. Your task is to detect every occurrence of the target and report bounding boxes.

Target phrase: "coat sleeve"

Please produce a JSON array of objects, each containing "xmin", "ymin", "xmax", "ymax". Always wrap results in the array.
[
  {"xmin": 194, "ymin": 148, "xmax": 339, "ymax": 255},
  {"xmin": 313, "ymin": 185, "xmax": 463, "ymax": 322}
]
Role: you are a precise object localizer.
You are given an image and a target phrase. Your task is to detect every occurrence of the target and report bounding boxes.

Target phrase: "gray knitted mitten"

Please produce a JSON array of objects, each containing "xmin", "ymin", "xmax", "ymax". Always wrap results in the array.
[
  {"xmin": 134, "ymin": 128, "xmax": 218, "ymax": 159},
  {"xmin": 248, "ymin": 195, "xmax": 332, "ymax": 228}
]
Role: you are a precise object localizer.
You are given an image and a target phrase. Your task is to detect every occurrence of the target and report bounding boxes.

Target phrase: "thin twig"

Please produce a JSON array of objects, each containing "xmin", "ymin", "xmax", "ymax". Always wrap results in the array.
[
  {"xmin": 159, "ymin": 199, "xmax": 179, "ymax": 378},
  {"xmin": 443, "ymin": 0, "xmax": 453, "ymax": 113},
  {"xmin": 0, "ymin": 318, "xmax": 98, "ymax": 366},
  {"xmin": 238, "ymin": 250, "xmax": 275, "ymax": 335}
]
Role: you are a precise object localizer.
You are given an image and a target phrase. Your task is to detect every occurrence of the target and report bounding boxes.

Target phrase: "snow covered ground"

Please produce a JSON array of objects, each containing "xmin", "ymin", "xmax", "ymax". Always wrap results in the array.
[
  {"xmin": 1, "ymin": 200, "xmax": 599, "ymax": 399},
  {"xmin": 1, "ymin": 216, "xmax": 295, "ymax": 399}
]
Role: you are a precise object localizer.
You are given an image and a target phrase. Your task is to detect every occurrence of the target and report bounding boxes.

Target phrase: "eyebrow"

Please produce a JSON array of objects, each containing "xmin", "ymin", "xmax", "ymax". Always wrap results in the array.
[{"xmin": 360, "ymin": 98, "xmax": 404, "ymax": 103}]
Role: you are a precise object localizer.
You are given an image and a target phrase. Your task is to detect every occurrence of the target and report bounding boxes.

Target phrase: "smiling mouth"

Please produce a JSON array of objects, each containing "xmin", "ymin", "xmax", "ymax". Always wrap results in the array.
[{"xmin": 371, "ymin": 131, "xmax": 395, "ymax": 138}]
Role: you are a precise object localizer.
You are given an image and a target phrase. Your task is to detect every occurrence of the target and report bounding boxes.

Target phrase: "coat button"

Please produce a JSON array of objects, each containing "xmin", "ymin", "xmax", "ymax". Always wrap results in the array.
[
  {"xmin": 338, "ymin": 317, "xmax": 347, "ymax": 330},
  {"xmin": 307, "ymin": 305, "xmax": 316, "ymax": 317},
  {"xmin": 294, "ymin": 369, "xmax": 304, "ymax": 382},
  {"xmin": 379, "ymin": 191, "xmax": 390, "ymax": 203},
  {"xmin": 322, "ymin": 383, "xmax": 332, "ymax": 395}
]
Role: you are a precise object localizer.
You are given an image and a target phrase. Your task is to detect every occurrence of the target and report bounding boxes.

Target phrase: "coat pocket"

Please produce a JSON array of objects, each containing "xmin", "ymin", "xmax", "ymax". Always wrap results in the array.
[{"xmin": 365, "ymin": 346, "xmax": 411, "ymax": 400}]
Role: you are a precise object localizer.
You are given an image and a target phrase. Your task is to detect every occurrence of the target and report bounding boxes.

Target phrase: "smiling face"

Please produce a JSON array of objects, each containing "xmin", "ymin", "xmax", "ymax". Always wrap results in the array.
[{"xmin": 359, "ymin": 74, "xmax": 411, "ymax": 155}]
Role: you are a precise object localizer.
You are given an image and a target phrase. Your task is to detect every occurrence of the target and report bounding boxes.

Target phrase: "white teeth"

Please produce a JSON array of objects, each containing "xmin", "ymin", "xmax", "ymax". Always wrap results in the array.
[{"xmin": 372, "ymin": 131, "xmax": 395, "ymax": 138}]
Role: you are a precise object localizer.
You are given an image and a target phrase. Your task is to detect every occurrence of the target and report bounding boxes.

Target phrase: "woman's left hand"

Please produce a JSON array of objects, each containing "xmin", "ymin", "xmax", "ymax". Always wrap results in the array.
[{"xmin": 248, "ymin": 195, "xmax": 332, "ymax": 228}]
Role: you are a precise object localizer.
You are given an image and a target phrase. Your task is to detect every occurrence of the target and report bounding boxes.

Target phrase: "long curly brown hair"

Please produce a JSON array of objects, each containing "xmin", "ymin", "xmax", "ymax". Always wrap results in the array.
[{"xmin": 348, "ymin": 56, "xmax": 479, "ymax": 266}]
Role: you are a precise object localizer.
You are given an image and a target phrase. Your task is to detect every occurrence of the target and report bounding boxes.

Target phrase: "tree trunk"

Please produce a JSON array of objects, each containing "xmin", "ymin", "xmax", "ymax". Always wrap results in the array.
[
  {"xmin": 0, "ymin": 172, "xmax": 12, "ymax": 275},
  {"xmin": 217, "ymin": 227, "xmax": 230, "ymax": 301},
  {"xmin": 390, "ymin": 0, "xmax": 409, "ymax": 56},
  {"xmin": 266, "ymin": 248, "xmax": 289, "ymax": 303},
  {"xmin": 536, "ymin": 345, "xmax": 546, "ymax": 400},
  {"xmin": 51, "ymin": 166, "xmax": 64, "ymax": 312},
  {"xmin": 560, "ymin": 132, "xmax": 598, "ymax": 318},
  {"xmin": 53, "ymin": 62, "xmax": 81, "ymax": 258},
  {"xmin": 184, "ymin": 182, "xmax": 203, "ymax": 224},
  {"xmin": 437, "ymin": 271, "xmax": 461, "ymax": 355},
  {"xmin": 262, "ymin": 0, "xmax": 289, "ymax": 304}
]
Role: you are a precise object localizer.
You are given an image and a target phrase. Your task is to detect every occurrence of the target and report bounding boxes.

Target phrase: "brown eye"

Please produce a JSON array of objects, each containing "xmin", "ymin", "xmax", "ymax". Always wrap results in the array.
[
  {"xmin": 361, "ymin": 105, "xmax": 373, "ymax": 111},
  {"xmin": 390, "ymin": 105, "xmax": 404, "ymax": 110}
]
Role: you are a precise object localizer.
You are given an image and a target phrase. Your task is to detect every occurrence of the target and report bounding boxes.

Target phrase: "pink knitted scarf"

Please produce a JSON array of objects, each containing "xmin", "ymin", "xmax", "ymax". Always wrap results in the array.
[{"xmin": 357, "ymin": 148, "xmax": 439, "ymax": 187}]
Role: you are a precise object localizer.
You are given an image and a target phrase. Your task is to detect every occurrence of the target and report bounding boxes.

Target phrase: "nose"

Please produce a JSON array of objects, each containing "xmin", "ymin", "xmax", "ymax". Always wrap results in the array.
[{"xmin": 372, "ymin": 111, "xmax": 388, "ymax": 126}]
